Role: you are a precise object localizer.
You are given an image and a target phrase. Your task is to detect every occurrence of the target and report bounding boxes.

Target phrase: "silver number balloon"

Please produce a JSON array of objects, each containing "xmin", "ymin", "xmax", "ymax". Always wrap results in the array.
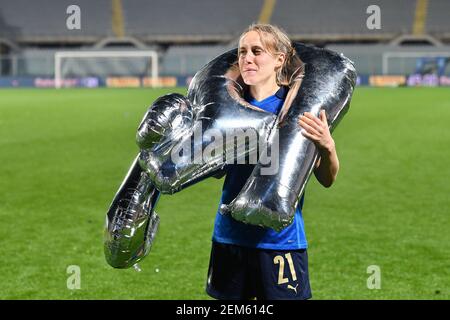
[
  {"xmin": 104, "ymin": 155, "xmax": 160, "ymax": 268},
  {"xmin": 104, "ymin": 43, "xmax": 356, "ymax": 268},
  {"xmin": 220, "ymin": 43, "xmax": 357, "ymax": 231},
  {"xmin": 139, "ymin": 49, "xmax": 277, "ymax": 194}
]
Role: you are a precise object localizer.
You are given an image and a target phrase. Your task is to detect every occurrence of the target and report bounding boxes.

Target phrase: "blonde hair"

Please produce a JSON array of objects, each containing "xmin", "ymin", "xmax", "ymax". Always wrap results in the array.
[{"xmin": 238, "ymin": 23, "xmax": 304, "ymax": 87}]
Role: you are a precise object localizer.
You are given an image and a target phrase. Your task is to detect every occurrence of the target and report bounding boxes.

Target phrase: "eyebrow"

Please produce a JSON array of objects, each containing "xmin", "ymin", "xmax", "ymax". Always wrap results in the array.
[{"xmin": 239, "ymin": 45, "xmax": 264, "ymax": 51}]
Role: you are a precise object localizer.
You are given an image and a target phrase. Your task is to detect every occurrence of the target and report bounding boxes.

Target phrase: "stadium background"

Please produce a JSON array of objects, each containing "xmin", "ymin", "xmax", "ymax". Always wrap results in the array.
[{"xmin": 0, "ymin": 0, "xmax": 449, "ymax": 299}]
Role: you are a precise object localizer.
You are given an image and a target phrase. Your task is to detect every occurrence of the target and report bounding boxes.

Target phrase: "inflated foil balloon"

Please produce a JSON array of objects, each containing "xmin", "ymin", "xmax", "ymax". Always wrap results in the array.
[
  {"xmin": 104, "ymin": 42, "xmax": 356, "ymax": 268},
  {"xmin": 221, "ymin": 43, "xmax": 357, "ymax": 231},
  {"xmin": 104, "ymin": 155, "xmax": 160, "ymax": 268},
  {"xmin": 138, "ymin": 49, "xmax": 277, "ymax": 193}
]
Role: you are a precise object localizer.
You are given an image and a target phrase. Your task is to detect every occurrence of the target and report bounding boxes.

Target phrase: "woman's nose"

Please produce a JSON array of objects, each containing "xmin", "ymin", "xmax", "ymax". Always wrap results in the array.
[{"xmin": 244, "ymin": 52, "xmax": 254, "ymax": 64}]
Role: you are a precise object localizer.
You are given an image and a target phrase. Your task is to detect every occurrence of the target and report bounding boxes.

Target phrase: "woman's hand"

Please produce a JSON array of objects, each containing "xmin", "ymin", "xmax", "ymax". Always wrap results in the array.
[
  {"xmin": 298, "ymin": 110, "xmax": 339, "ymax": 188},
  {"xmin": 298, "ymin": 110, "xmax": 335, "ymax": 152}
]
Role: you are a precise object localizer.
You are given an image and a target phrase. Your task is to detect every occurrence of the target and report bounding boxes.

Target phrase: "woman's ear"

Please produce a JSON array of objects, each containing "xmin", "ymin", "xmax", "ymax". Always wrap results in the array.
[{"xmin": 276, "ymin": 53, "xmax": 286, "ymax": 68}]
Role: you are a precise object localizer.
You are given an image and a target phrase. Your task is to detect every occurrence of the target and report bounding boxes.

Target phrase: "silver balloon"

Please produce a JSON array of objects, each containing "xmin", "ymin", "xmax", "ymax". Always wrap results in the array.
[
  {"xmin": 105, "ymin": 94, "xmax": 192, "ymax": 268},
  {"xmin": 139, "ymin": 49, "xmax": 277, "ymax": 194},
  {"xmin": 136, "ymin": 93, "xmax": 194, "ymax": 150},
  {"xmin": 104, "ymin": 43, "xmax": 356, "ymax": 268},
  {"xmin": 104, "ymin": 155, "xmax": 160, "ymax": 268},
  {"xmin": 221, "ymin": 43, "xmax": 357, "ymax": 231}
]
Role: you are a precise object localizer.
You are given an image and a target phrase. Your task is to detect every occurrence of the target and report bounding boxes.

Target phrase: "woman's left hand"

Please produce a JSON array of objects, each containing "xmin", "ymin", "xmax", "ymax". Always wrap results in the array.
[{"xmin": 298, "ymin": 110, "xmax": 335, "ymax": 152}]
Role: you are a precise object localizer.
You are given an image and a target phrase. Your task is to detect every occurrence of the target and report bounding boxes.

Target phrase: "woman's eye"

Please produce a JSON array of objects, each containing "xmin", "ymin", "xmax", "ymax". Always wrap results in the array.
[{"xmin": 253, "ymin": 50, "xmax": 262, "ymax": 55}]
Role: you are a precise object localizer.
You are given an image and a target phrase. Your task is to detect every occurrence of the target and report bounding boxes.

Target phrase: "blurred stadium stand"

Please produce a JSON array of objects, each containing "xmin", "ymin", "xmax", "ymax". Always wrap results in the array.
[
  {"xmin": 272, "ymin": 0, "xmax": 415, "ymax": 40},
  {"xmin": 122, "ymin": 0, "xmax": 262, "ymax": 43},
  {"xmin": 0, "ymin": 0, "xmax": 449, "ymax": 84},
  {"xmin": 426, "ymin": 0, "xmax": 450, "ymax": 37},
  {"xmin": 0, "ymin": 0, "xmax": 112, "ymax": 42}
]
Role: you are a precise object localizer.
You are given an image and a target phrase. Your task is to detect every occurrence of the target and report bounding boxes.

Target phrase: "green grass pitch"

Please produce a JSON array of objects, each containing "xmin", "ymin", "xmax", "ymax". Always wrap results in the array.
[{"xmin": 0, "ymin": 87, "xmax": 449, "ymax": 299}]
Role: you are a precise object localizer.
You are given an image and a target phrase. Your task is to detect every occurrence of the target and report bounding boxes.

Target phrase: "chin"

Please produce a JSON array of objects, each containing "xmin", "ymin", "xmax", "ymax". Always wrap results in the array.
[{"xmin": 242, "ymin": 77, "xmax": 256, "ymax": 86}]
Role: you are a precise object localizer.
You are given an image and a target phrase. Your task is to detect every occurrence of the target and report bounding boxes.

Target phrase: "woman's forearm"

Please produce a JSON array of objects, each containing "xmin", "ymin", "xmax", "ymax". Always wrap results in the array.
[{"xmin": 314, "ymin": 141, "xmax": 339, "ymax": 188}]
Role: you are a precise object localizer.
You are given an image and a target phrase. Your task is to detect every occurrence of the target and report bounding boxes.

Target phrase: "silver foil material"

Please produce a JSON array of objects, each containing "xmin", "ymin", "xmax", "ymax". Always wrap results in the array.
[
  {"xmin": 104, "ymin": 156, "xmax": 160, "ymax": 268},
  {"xmin": 138, "ymin": 49, "xmax": 277, "ymax": 193},
  {"xmin": 221, "ymin": 43, "xmax": 357, "ymax": 231},
  {"xmin": 104, "ymin": 43, "xmax": 356, "ymax": 268}
]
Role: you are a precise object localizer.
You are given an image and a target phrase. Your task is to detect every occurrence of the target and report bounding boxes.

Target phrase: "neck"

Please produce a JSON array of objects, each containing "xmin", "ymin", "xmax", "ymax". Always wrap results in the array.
[{"xmin": 249, "ymin": 80, "xmax": 280, "ymax": 101}]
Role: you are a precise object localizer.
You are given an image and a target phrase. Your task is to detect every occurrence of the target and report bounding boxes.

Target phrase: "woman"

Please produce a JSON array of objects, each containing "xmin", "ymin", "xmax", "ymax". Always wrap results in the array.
[{"xmin": 206, "ymin": 24, "xmax": 339, "ymax": 300}]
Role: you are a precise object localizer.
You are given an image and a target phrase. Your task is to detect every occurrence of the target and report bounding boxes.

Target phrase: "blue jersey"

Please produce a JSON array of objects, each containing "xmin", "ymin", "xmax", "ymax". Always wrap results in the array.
[{"xmin": 212, "ymin": 86, "xmax": 308, "ymax": 250}]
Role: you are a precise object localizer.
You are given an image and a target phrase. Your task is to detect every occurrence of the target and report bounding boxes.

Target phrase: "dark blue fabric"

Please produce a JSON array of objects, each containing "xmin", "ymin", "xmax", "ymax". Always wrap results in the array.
[{"xmin": 206, "ymin": 242, "xmax": 312, "ymax": 300}]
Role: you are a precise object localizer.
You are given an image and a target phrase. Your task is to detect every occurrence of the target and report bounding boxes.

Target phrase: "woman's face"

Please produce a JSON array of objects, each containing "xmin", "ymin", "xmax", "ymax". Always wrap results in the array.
[{"xmin": 238, "ymin": 31, "xmax": 284, "ymax": 87}]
